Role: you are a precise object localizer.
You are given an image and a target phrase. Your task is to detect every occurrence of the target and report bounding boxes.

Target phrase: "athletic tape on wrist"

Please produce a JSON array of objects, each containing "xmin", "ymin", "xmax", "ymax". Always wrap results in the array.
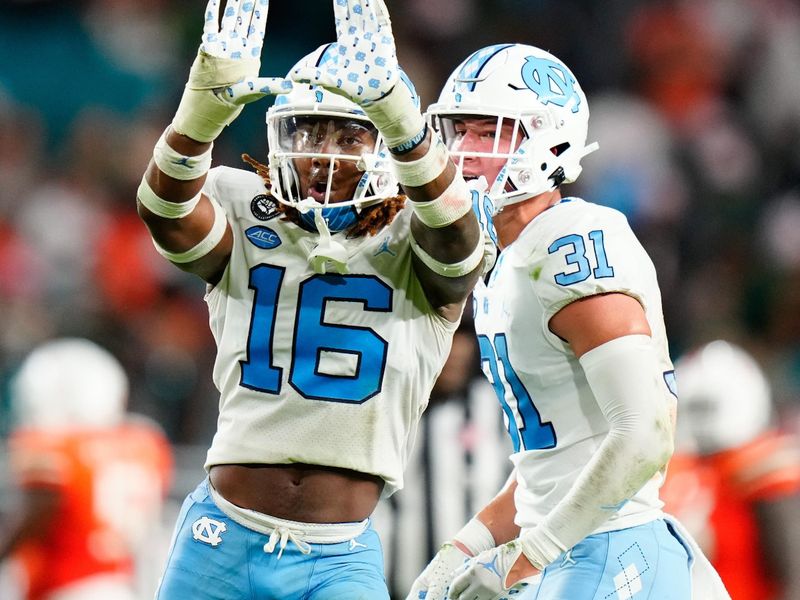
[
  {"xmin": 410, "ymin": 175, "xmax": 472, "ymax": 228},
  {"xmin": 153, "ymin": 128, "xmax": 213, "ymax": 181},
  {"xmin": 171, "ymin": 50, "xmax": 258, "ymax": 143},
  {"xmin": 137, "ymin": 176, "xmax": 201, "ymax": 219},
  {"xmin": 362, "ymin": 83, "xmax": 426, "ymax": 150},
  {"xmin": 390, "ymin": 135, "xmax": 450, "ymax": 187},
  {"xmin": 172, "ymin": 88, "xmax": 243, "ymax": 143},
  {"xmin": 153, "ymin": 196, "xmax": 227, "ymax": 263},
  {"xmin": 408, "ymin": 230, "xmax": 484, "ymax": 278},
  {"xmin": 453, "ymin": 518, "xmax": 496, "ymax": 556}
]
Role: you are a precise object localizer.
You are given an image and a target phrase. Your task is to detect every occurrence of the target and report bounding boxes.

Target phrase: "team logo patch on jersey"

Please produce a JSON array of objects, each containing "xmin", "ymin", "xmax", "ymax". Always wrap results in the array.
[
  {"xmin": 192, "ymin": 516, "xmax": 227, "ymax": 547},
  {"xmin": 250, "ymin": 194, "xmax": 279, "ymax": 221},
  {"xmin": 246, "ymin": 226, "xmax": 282, "ymax": 250}
]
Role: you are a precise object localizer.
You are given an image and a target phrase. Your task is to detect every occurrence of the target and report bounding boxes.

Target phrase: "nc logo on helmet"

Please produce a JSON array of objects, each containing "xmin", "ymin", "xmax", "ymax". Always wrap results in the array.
[{"xmin": 520, "ymin": 56, "xmax": 581, "ymax": 113}]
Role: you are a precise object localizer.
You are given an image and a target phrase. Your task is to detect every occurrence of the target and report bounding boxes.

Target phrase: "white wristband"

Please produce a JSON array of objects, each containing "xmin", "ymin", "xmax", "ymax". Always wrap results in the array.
[
  {"xmin": 153, "ymin": 128, "xmax": 213, "ymax": 181},
  {"xmin": 362, "ymin": 82, "xmax": 425, "ymax": 150},
  {"xmin": 411, "ymin": 175, "xmax": 472, "ymax": 228},
  {"xmin": 137, "ymin": 176, "xmax": 201, "ymax": 219},
  {"xmin": 390, "ymin": 135, "xmax": 450, "ymax": 187},
  {"xmin": 453, "ymin": 518, "xmax": 496, "ymax": 556},
  {"xmin": 519, "ymin": 524, "xmax": 567, "ymax": 570},
  {"xmin": 153, "ymin": 196, "xmax": 227, "ymax": 263},
  {"xmin": 409, "ymin": 230, "xmax": 484, "ymax": 278}
]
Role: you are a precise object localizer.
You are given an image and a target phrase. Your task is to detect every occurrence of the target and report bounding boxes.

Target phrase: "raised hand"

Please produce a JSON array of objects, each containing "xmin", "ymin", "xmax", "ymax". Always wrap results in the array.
[
  {"xmin": 200, "ymin": 0, "xmax": 268, "ymax": 60},
  {"xmin": 173, "ymin": 0, "xmax": 292, "ymax": 142},
  {"xmin": 292, "ymin": 0, "xmax": 424, "ymax": 154},
  {"xmin": 291, "ymin": 0, "xmax": 399, "ymax": 106}
]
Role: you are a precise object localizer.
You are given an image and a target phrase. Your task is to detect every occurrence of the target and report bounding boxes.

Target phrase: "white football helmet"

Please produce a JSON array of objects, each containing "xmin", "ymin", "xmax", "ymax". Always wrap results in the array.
[
  {"xmin": 674, "ymin": 340, "xmax": 772, "ymax": 455},
  {"xmin": 266, "ymin": 43, "xmax": 409, "ymax": 232},
  {"xmin": 427, "ymin": 43, "xmax": 598, "ymax": 212},
  {"xmin": 12, "ymin": 338, "xmax": 128, "ymax": 429}
]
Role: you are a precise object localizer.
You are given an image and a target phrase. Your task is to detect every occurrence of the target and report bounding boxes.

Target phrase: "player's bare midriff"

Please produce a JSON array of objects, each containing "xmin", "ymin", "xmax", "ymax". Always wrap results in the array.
[{"xmin": 209, "ymin": 463, "xmax": 384, "ymax": 523}]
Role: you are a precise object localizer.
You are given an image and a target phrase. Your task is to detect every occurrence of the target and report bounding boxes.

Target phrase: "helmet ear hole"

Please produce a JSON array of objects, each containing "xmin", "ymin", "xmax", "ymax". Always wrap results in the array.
[{"xmin": 551, "ymin": 142, "xmax": 570, "ymax": 157}]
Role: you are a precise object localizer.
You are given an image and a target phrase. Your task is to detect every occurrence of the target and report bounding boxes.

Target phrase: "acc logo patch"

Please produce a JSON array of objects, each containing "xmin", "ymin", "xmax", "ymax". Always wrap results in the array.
[
  {"xmin": 520, "ymin": 56, "xmax": 581, "ymax": 113},
  {"xmin": 246, "ymin": 226, "xmax": 282, "ymax": 250},
  {"xmin": 192, "ymin": 516, "xmax": 227, "ymax": 547},
  {"xmin": 251, "ymin": 194, "xmax": 279, "ymax": 221}
]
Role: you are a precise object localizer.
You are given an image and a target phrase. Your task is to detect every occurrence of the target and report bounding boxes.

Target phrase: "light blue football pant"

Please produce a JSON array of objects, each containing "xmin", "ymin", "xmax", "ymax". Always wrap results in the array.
[
  {"xmin": 155, "ymin": 479, "xmax": 389, "ymax": 600},
  {"xmin": 517, "ymin": 519, "xmax": 692, "ymax": 600}
]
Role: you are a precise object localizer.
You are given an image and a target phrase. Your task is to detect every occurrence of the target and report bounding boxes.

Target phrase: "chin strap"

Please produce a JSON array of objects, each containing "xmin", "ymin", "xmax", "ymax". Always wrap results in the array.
[
  {"xmin": 582, "ymin": 141, "xmax": 600, "ymax": 158},
  {"xmin": 307, "ymin": 208, "xmax": 349, "ymax": 274}
]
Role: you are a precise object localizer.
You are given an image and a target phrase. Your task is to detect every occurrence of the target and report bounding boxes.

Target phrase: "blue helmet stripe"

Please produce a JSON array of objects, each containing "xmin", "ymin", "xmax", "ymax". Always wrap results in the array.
[{"xmin": 455, "ymin": 43, "xmax": 515, "ymax": 92}]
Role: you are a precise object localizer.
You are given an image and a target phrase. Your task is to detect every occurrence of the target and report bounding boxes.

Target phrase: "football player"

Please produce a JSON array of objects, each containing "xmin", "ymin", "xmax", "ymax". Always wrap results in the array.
[
  {"xmin": 0, "ymin": 338, "xmax": 172, "ymax": 600},
  {"xmin": 136, "ymin": 1, "xmax": 490, "ymax": 598},
  {"xmin": 407, "ymin": 44, "xmax": 729, "ymax": 599},
  {"xmin": 662, "ymin": 340, "xmax": 800, "ymax": 600}
]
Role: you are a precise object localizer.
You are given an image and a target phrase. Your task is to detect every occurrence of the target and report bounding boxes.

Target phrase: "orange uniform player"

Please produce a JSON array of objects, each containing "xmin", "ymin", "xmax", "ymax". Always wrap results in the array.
[
  {"xmin": 662, "ymin": 341, "xmax": 800, "ymax": 600},
  {"xmin": 8, "ymin": 421, "xmax": 172, "ymax": 600},
  {"xmin": 0, "ymin": 339, "xmax": 173, "ymax": 600}
]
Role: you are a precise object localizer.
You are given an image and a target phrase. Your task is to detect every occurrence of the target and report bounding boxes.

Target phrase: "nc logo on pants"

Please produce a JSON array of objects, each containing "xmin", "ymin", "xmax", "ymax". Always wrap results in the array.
[{"xmin": 192, "ymin": 516, "xmax": 227, "ymax": 547}]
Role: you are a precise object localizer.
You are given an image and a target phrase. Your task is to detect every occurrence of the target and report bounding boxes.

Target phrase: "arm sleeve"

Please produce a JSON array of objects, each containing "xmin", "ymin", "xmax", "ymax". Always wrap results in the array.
[{"xmin": 520, "ymin": 335, "xmax": 674, "ymax": 567}]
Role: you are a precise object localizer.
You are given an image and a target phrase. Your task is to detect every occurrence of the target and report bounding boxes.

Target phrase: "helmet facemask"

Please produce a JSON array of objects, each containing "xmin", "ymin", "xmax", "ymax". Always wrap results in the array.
[
  {"xmin": 268, "ymin": 104, "xmax": 397, "ymax": 273},
  {"xmin": 431, "ymin": 110, "xmax": 530, "ymax": 199},
  {"xmin": 264, "ymin": 43, "xmax": 409, "ymax": 273},
  {"xmin": 266, "ymin": 44, "xmax": 400, "ymax": 235},
  {"xmin": 268, "ymin": 109, "xmax": 398, "ymax": 228}
]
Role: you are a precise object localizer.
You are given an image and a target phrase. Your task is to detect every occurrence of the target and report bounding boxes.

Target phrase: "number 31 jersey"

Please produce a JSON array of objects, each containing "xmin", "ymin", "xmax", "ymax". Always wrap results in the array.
[
  {"xmin": 473, "ymin": 198, "xmax": 676, "ymax": 532},
  {"xmin": 201, "ymin": 167, "xmax": 458, "ymax": 496}
]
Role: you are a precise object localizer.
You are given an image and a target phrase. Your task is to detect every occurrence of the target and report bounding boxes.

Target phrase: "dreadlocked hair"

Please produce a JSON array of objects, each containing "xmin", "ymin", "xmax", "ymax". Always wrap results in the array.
[{"xmin": 241, "ymin": 154, "xmax": 406, "ymax": 238}]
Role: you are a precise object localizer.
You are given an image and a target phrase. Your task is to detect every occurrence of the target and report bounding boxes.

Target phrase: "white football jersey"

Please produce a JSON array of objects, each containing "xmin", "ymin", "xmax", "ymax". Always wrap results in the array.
[
  {"xmin": 472, "ymin": 197, "xmax": 676, "ymax": 533},
  {"xmin": 201, "ymin": 166, "xmax": 459, "ymax": 496}
]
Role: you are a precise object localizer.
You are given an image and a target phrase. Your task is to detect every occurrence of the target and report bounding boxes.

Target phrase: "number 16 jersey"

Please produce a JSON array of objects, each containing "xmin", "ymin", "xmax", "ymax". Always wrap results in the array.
[
  {"xmin": 473, "ymin": 198, "xmax": 676, "ymax": 533},
  {"xmin": 202, "ymin": 167, "xmax": 459, "ymax": 497}
]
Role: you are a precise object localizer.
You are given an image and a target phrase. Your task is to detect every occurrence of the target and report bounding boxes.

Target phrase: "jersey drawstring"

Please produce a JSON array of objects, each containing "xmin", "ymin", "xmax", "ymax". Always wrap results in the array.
[{"xmin": 263, "ymin": 526, "xmax": 312, "ymax": 559}]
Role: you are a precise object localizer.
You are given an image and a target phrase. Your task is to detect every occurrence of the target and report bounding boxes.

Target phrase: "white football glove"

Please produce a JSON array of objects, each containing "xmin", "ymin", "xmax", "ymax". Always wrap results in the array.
[
  {"xmin": 173, "ymin": 0, "xmax": 292, "ymax": 142},
  {"xmin": 448, "ymin": 542, "xmax": 540, "ymax": 600},
  {"xmin": 292, "ymin": 0, "xmax": 398, "ymax": 105},
  {"xmin": 292, "ymin": 0, "xmax": 424, "ymax": 151},
  {"xmin": 406, "ymin": 543, "xmax": 471, "ymax": 600}
]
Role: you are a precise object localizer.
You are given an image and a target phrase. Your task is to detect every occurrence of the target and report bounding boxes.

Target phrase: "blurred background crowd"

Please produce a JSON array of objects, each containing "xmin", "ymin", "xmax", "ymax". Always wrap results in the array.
[{"xmin": 1, "ymin": 0, "xmax": 800, "ymax": 597}]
